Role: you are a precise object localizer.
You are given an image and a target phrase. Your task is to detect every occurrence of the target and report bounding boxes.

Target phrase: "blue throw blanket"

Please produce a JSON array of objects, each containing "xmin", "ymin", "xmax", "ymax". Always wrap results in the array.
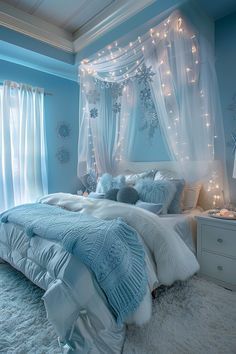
[{"xmin": 1, "ymin": 203, "xmax": 147, "ymax": 324}]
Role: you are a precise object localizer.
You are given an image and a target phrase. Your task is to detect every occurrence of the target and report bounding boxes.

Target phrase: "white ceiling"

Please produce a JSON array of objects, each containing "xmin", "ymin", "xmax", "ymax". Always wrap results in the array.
[
  {"xmin": 0, "ymin": 0, "xmax": 155, "ymax": 52},
  {"xmin": 1, "ymin": 0, "xmax": 236, "ymax": 55},
  {"xmin": 2, "ymin": 0, "xmax": 115, "ymax": 33}
]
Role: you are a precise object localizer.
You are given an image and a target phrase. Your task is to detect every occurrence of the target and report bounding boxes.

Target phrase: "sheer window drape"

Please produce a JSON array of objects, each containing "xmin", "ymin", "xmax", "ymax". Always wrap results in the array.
[{"xmin": 0, "ymin": 81, "xmax": 48, "ymax": 212}]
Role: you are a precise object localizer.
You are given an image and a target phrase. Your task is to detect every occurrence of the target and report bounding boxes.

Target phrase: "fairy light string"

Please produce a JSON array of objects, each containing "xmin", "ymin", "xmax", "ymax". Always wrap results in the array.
[{"xmin": 79, "ymin": 11, "xmax": 220, "ymax": 203}]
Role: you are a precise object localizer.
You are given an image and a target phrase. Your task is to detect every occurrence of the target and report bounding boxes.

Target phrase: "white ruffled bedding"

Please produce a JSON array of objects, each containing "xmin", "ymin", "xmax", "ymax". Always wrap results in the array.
[{"xmin": 0, "ymin": 193, "xmax": 199, "ymax": 353}]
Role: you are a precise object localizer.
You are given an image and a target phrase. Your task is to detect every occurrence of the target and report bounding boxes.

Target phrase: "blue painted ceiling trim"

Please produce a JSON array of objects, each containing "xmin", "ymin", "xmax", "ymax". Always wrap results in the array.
[
  {"xmin": 0, "ymin": 27, "xmax": 74, "ymax": 64},
  {"xmin": 0, "ymin": 40, "xmax": 77, "ymax": 82}
]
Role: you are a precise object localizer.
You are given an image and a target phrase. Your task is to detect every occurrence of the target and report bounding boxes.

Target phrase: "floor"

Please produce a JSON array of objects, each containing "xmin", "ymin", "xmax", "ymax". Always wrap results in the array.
[{"xmin": 0, "ymin": 263, "xmax": 236, "ymax": 354}]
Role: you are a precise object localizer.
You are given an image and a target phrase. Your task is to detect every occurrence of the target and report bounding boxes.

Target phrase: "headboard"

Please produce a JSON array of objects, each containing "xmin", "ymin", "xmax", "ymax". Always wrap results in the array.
[{"xmin": 117, "ymin": 160, "xmax": 225, "ymax": 210}]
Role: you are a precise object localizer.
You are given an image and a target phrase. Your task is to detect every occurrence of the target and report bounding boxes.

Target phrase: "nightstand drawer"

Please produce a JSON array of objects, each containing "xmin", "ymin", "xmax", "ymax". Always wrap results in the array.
[
  {"xmin": 200, "ymin": 251, "xmax": 236, "ymax": 285},
  {"xmin": 201, "ymin": 224, "xmax": 236, "ymax": 258}
]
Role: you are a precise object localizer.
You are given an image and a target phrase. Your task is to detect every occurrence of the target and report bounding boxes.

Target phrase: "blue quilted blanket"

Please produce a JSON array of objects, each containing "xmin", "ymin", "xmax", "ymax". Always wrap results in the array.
[{"xmin": 1, "ymin": 203, "xmax": 147, "ymax": 323}]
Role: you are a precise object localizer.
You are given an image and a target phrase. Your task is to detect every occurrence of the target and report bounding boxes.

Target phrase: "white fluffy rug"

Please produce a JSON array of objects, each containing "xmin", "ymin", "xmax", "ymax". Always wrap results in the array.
[{"xmin": 0, "ymin": 263, "xmax": 236, "ymax": 354}]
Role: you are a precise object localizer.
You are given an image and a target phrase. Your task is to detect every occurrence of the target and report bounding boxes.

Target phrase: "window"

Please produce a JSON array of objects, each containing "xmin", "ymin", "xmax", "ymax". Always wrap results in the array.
[{"xmin": 0, "ymin": 81, "xmax": 48, "ymax": 212}]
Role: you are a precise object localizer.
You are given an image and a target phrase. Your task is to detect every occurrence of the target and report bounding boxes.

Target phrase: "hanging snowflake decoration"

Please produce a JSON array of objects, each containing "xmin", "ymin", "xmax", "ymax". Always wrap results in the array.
[
  {"xmin": 135, "ymin": 64, "xmax": 156, "ymax": 86},
  {"xmin": 111, "ymin": 83, "xmax": 123, "ymax": 100},
  {"xmin": 140, "ymin": 87, "xmax": 153, "ymax": 108},
  {"xmin": 112, "ymin": 102, "xmax": 121, "ymax": 114},
  {"xmin": 90, "ymin": 107, "xmax": 98, "ymax": 119},
  {"xmin": 134, "ymin": 63, "xmax": 159, "ymax": 139},
  {"xmin": 140, "ymin": 110, "xmax": 159, "ymax": 139},
  {"xmin": 57, "ymin": 122, "xmax": 71, "ymax": 138},
  {"xmin": 150, "ymin": 111, "xmax": 159, "ymax": 128}
]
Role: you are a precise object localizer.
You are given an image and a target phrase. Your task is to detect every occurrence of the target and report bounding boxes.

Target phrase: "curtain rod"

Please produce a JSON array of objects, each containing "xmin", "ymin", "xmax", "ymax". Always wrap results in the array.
[{"xmin": 0, "ymin": 82, "xmax": 52, "ymax": 96}]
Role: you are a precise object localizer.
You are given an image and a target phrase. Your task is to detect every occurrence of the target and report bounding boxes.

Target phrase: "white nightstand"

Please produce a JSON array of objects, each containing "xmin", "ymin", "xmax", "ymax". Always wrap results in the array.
[{"xmin": 196, "ymin": 215, "xmax": 236, "ymax": 291}]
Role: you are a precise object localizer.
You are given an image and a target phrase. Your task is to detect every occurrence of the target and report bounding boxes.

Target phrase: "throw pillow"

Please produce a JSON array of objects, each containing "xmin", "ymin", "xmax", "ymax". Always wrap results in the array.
[
  {"xmin": 135, "ymin": 179, "xmax": 176, "ymax": 214},
  {"xmin": 105, "ymin": 188, "xmax": 119, "ymax": 201},
  {"xmin": 117, "ymin": 187, "xmax": 139, "ymax": 204}
]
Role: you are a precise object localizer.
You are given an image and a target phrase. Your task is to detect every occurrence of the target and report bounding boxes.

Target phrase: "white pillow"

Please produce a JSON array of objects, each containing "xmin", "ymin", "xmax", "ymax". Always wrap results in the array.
[
  {"xmin": 125, "ymin": 169, "xmax": 157, "ymax": 186},
  {"xmin": 182, "ymin": 183, "xmax": 202, "ymax": 210},
  {"xmin": 154, "ymin": 169, "xmax": 179, "ymax": 180}
]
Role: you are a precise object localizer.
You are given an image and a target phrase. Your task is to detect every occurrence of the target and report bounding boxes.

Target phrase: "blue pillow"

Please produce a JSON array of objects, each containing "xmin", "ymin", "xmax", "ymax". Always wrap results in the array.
[
  {"xmin": 96, "ymin": 173, "xmax": 126, "ymax": 193},
  {"xmin": 80, "ymin": 172, "xmax": 97, "ymax": 192},
  {"xmin": 117, "ymin": 187, "xmax": 139, "ymax": 204},
  {"xmin": 105, "ymin": 188, "xmax": 119, "ymax": 201},
  {"xmin": 135, "ymin": 179, "xmax": 176, "ymax": 214},
  {"xmin": 136, "ymin": 201, "xmax": 163, "ymax": 215},
  {"xmin": 168, "ymin": 179, "xmax": 185, "ymax": 214}
]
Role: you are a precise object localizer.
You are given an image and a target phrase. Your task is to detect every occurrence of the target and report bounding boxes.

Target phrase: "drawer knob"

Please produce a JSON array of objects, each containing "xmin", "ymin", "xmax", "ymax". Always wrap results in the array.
[
  {"xmin": 217, "ymin": 238, "xmax": 223, "ymax": 243},
  {"xmin": 217, "ymin": 265, "xmax": 223, "ymax": 271}
]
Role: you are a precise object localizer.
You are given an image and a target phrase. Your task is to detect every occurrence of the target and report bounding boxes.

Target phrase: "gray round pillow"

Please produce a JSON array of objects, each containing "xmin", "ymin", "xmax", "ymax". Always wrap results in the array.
[
  {"xmin": 105, "ymin": 188, "xmax": 119, "ymax": 201},
  {"xmin": 117, "ymin": 187, "xmax": 139, "ymax": 204}
]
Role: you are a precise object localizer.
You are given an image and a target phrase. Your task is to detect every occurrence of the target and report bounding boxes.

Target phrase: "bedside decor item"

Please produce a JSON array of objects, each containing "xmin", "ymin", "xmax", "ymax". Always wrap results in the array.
[
  {"xmin": 196, "ymin": 215, "xmax": 236, "ymax": 290},
  {"xmin": 208, "ymin": 208, "xmax": 236, "ymax": 220},
  {"xmin": 56, "ymin": 147, "xmax": 70, "ymax": 164},
  {"xmin": 57, "ymin": 122, "xmax": 70, "ymax": 138}
]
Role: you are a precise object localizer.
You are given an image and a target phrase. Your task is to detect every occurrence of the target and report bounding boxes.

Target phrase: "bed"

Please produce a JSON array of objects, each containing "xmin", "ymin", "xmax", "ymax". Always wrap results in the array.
[{"xmin": 0, "ymin": 161, "xmax": 223, "ymax": 353}]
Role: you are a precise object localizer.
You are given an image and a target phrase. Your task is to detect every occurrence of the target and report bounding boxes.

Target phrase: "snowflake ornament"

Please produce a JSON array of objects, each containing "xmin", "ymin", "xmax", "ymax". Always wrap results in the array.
[
  {"xmin": 150, "ymin": 111, "xmax": 159, "ymax": 128},
  {"xmin": 140, "ymin": 87, "xmax": 153, "ymax": 108},
  {"xmin": 90, "ymin": 107, "xmax": 98, "ymax": 119},
  {"xmin": 135, "ymin": 64, "xmax": 156, "ymax": 86},
  {"xmin": 112, "ymin": 102, "xmax": 121, "ymax": 114},
  {"xmin": 56, "ymin": 147, "xmax": 70, "ymax": 163},
  {"xmin": 111, "ymin": 83, "xmax": 123, "ymax": 100}
]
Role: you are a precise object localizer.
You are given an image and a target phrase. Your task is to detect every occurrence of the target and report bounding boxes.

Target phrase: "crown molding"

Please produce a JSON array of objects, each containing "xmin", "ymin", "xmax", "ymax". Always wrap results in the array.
[
  {"xmin": 0, "ymin": 0, "xmax": 155, "ymax": 55},
  {"xmin": 0, "ymin": 1, "xmax": 73, "ymax": 53},
  {"xmin": 73, "ymin": 0, "xmax": 155, "ymax": 52}
]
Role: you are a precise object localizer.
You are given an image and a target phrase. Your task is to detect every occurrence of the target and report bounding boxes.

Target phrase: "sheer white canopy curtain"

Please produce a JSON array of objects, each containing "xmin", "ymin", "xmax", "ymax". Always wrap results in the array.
[
  {"xmin": 0, "ymin": 81, "xmax": 48, "ymax": 212},
  {"xmin": 77, "ymin": 9, "xmax": 226, "ymax": 192}
]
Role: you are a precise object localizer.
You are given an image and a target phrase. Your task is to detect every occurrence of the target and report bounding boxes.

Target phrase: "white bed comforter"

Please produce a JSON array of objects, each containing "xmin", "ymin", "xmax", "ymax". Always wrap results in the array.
[
  {"xmin": 0, "ymin": 193, "xmax": 199, "ymax": 353},
  {"xmin": 40, "ymin": 193, "xmax": 199, "ymax": 285}
]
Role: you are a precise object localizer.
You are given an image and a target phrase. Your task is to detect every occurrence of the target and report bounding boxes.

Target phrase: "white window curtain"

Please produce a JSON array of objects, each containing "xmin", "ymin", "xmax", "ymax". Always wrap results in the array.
[
  {"xmin": 77, "ymin": 10, "xmax": 227, "ymax": 200},
  {"xmin": 0, "ymin": 81, "xmax": 48, "ymax": 212}
]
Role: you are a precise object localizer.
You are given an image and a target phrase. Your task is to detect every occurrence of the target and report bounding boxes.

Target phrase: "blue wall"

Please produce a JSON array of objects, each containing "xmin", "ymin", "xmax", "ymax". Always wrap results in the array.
[
  {"xmin": 215, "ymin": 11, "xmax": 236, "ymax": 203},
  {"xmin": 0, "ymin": 59, "xmax": 79, "ymax": 194}
]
